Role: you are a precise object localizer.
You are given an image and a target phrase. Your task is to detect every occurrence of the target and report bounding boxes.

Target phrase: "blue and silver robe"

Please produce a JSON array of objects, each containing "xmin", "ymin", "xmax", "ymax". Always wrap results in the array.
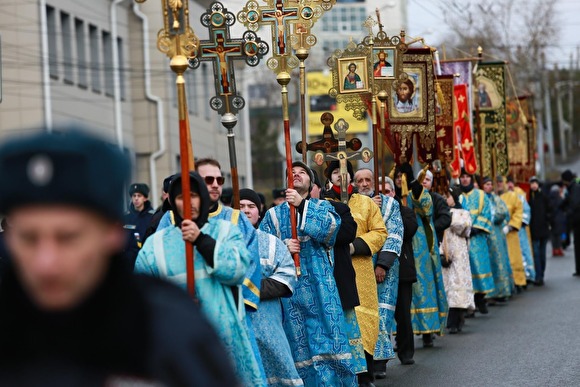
[
  {"xmin": 373, "ymin": 194, "xmax": 403, "ymax": 360},
  {"xmin": 460, "ymin": 188, "xmax": 495, "ymax": 294},
  {"xmin": 249, "ymin": 230, "xmax": 303, "ymax": 387},
  {"xmin": 408, "ymin": 189, "xmax": 448, "ymax": 335},
  {"xmin": 157, "ymin": 204, "xmax": 266, "ymax": 380},
  {"xmin": 485, "ymin": 192, "xmax": 514, "ymax": 298},
  {"xmin": 135, "ymin": 220, "xmax": 264, "ymax": 386},
  {"xmin": 517, "ymin": 193, "xmax": 536, "ymax": 281},
  {"xmin": 260, "ymin": 200, "xmax": 356, "ymax": 387}
]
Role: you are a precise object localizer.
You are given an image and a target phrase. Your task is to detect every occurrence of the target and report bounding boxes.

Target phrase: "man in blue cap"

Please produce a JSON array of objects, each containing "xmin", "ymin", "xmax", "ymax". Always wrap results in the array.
[{"xmin": 0, "ymin": 129, "xmax": 236, "ymax": 385}]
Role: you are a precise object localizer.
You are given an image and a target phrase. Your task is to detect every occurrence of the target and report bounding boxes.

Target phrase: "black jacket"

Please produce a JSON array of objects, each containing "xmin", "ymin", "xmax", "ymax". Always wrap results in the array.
[
  {"xmin": 0, "ymin": 258, "xmax": 238, "ymax": 386},
  {"xmin": 529, "ymin": 188, "xmax": 552, "ymax": 240},
  {"xmin": 143, "ymin": 199, "xmax": 172, "ymax": 243},
  {"xmin": 399, "ymin": 203, "xmax": 418, "ymax": 283},
  {"xmin": 430, "ymin": 191, "xmax": 452, "ymax": 244},
  {"xmin": 327, "ymin": 201, "xmax": 360, "ymax": 310},
  {"xmin": 123, "ymin": 201, "xmax": 156, "ymax": 268},
  {"xmin": 563, "ymin": 181, "xmax": 580, "ymax": 227}
]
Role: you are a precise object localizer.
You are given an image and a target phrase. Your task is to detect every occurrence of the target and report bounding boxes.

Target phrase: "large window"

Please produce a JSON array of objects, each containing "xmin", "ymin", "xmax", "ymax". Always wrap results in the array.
[
  {"xmin": 46, "ymin": 6, "xmax": 58, "ymax": 79},
  {"xmin": 89, "ymin": 24, "xmax": 101, "ymax": 93},
  {"xmin": 102, "ymin": 31, "xmax": 113, "ymax": 96},
  {"xmin": 60, "ymin": 12, "xmax": 73, "ymax": 83},
  {"xmin": 75, "ymin": 18, "xmax": 87, "ymax": 88},
  {"xmin": 117, "ymin": 37, "xmax": 125, "ymax": 100}
]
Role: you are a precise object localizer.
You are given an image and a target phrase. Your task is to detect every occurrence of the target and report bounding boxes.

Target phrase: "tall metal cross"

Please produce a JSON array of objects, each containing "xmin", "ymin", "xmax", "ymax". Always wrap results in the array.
[
  {"xmin": 189, "ymin": 2, "xmax": 268, "ymax": 116},
  {"xmin": 313, "ymin": 113, "xmax": 373, "ymax": 203}
]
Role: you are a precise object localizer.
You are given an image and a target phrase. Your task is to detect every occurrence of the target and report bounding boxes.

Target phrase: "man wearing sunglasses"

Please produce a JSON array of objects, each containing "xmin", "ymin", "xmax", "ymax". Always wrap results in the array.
[
  {"xmin": 155, "ymin": 158, "xmax": 265, "ymax": 380},
  {"xmin": 354, "ymin": 169, "xmax": 404, "ymax": 377}
]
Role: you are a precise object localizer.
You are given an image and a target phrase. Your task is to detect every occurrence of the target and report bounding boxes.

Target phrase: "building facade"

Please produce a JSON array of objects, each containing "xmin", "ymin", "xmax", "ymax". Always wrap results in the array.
[{"xmin": 0, "ymin": 0, "xmax": 252, "ymax": 206}]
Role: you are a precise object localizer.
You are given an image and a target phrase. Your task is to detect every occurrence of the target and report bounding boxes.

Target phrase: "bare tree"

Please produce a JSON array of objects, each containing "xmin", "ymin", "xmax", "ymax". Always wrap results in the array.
[{"xmin": 438, "ymin": 0, "xmax": 559, "ymax": 94}]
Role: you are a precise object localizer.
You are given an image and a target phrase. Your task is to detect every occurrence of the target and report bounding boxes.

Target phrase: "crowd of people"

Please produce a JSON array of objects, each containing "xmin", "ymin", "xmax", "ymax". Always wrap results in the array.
[{"xmin": 1, "ymin": 129, "xmax": 579, "ymax": 386}]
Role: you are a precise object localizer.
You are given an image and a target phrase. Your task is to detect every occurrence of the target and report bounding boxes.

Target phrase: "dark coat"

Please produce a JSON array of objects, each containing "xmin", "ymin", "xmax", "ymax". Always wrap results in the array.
[
  {"xmin": 143, "ymin": 199, "xmax": 172, "ymax": 244},
  {"xmin": 327, "ymin": 200, "xmax": 360, "ymax": 310},
  {"xmin": 549, "ymin": 187, "xmax": 566, "ymax": 237},
  {"xmin": 0, "ymin": 258, "xmax": 238, "ymax": 386},
  {"xmin": 563, "ymin": 181, "xmax": 580, "ymax": 227},
  {"xmin": 529, "ymin": 188, "xmax": 552, "ymax": 240},
  {"xmin": 430, "ymin": 191, "xmax": 452, "ymax": 244},
  {"xmin": 123, "ymin": 201, "xmax": 156, "ymax": 269},
  {"xmin": 399, "ymin": 203, "xmax": 418, "ymax": 283}
]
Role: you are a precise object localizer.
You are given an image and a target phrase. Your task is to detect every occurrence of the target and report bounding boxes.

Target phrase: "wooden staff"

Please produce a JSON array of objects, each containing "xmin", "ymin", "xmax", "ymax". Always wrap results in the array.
[{"xmin": 278, "ymin": 70, "xmax": 301, "ymax": 276}]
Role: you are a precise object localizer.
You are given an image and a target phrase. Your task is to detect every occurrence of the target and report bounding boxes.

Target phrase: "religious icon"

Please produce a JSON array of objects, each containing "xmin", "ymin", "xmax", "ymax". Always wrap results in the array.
[
  {"xmin": 474, "ymin": 77, "xmax": 499, "ymax": 110},
  {"xmin": 338, "ymin": 57, "xmax": 369, "ymax": 94},
  {"xmin": 372, "ymin": 47, "xmax": 395, "ymax": 79},
  {"xmin": 394, "ymin": 75, "xmax": 418, "ymax": 114},
  {"xmin": 389, "ymin": 64, "xmax": 426, "ymax": 121}
]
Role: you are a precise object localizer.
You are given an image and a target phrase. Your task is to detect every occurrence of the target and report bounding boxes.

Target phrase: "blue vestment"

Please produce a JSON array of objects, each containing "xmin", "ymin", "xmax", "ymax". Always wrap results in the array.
[
  {"xmin": 518, "ymin": 194, "xmax": 536, "ymax": 281},
  {"xmin": 486, "ymin": 193, "xmax": 514, "ymax": 298},
  {"xmin": 408, "ymin": 189, "xmax": 448, "ymax": 335},
  {"xmin": 374, "ymin": 194, "xmax": 403, "ymax": 360},
  {"xmin": 260, "ymin": 200, "xmax": 357, "ymax": 387},
  {"xmin": 460, "ymin": 188, "xmax": 495, "ymax": 294},
  {"xmin": 249, "ymin": 230, "xmax": 303, "ymax": 387},
  {"xmin": 135, "ymin": 220, "xmax": 264, "ymax": 386}
]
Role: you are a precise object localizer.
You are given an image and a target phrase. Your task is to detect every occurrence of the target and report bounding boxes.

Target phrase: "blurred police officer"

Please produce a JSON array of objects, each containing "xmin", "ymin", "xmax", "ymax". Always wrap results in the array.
[{"xmin": 0, "ymin": 129, "xmax": 237, "ymax": 386}]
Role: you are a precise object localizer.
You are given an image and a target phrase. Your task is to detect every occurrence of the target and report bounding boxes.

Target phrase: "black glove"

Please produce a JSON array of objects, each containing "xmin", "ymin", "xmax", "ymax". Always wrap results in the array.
[
  {"xmin": 377, "ymin": 251, "xmax": 398, "ymax": 271},
  {"xmin": 400, "ymin": 162, "xmax": 414, "ymax": 181},
  {"xmin": 470, "ymin": 227, "xmax": 481, "ymax": 237},
  {"xmin": 440, "ymin": 254, "xmax": 452, "ymax": 268}
]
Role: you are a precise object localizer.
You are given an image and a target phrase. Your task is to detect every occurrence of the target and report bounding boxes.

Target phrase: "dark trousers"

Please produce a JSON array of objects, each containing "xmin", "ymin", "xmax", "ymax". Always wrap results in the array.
[
  {"xmin": 357, "ymin": 351, "xmax": 375, "ymax": 383},
  {"xmin": 532, "ymin": 238, "xmax": 548, "ymax": 281},
  {"xmin": 395, "ymin": 281, "xmax": 414, "ymax": 362},
  {"xmin": 447, "ymin": 307, "xmax": 465, "ymax": 329},
  {"xmin": 574, "ymin": 226, "xmax": 580, "ymax": 273}
]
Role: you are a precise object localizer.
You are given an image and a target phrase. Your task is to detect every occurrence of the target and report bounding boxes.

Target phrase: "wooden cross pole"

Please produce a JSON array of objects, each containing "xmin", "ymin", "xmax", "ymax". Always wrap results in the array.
[
  {"xmin": 239, "ymin": 0, "xmax": 312, "ymax": 275},
  {"xmin": 313, "ymin": 113, "xmax": 373, "ymax": 203},
  {"xmin": 189, "ymin": 2, "xmax": 268, "ymax": 209},
  {"xmin": 134, "ymin": 0, "xmax": 199, "ymax": 299},
  {"xmin": 288, "ymin": 0, "xmax": 336, "ymax": 162}
]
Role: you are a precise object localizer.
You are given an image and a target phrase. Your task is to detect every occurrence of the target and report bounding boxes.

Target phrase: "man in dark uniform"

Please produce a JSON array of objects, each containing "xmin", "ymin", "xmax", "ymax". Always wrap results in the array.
[
  {"xmin": 143, "ymin": 174, "xmax": 175, "ymax": 243},
  {"xmin": 123, "ymin": 183, "xmax": 155, "ymax": 268},
  {"xmin": 0, "ymin": 129, "xmax": 237, "ymax": 386}
]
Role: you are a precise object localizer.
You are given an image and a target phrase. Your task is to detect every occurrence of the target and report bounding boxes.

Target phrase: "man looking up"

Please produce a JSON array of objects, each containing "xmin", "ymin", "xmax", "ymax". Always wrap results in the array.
[{"xmin": 260, "ymin": 161, "xmax": 357, "ymax": 386}]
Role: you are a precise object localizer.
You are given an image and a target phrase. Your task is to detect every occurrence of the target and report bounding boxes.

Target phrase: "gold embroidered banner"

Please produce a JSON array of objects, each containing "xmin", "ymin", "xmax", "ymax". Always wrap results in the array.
[
  {"xmin": 473, "ymin": 61, "xmax": 509, "ymax": 178},
  {"xmin": 507, "ymin": 96, "xmax": 536, "ymax": 182}
]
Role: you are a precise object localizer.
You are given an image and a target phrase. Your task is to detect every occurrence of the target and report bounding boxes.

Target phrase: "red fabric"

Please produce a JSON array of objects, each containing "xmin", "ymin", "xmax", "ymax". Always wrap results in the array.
[
  {"xmin": 452, "ymin": 84, "xmax": 477, "ymax": 175},
  {"xmin": 332, "ymin": 184, "xmax": 354, "ymax": 196}
]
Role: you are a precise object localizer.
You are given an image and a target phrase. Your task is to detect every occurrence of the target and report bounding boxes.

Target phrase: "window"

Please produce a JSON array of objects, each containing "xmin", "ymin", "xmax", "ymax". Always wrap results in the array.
[
  {"xmin": 61, "ymin": 12, "xmax": 73, "ymax": 83},
  {"xmin": 75, "ymin": 18, "xmax": 87, "ymax": 88},
  {"xmin": 102, "ymin": 31, "xmax": 113, "ymax": 96},
  {"xmin": 117, "ymin": 37, "xmax": 125, "ymax": 100},
  {"xmin": 46, "ymin": 6, "xmax": 58, "ymax": 79},
  {"xmin": 89, "ymin": 25, "xmax": 100, "ymax": 93}
]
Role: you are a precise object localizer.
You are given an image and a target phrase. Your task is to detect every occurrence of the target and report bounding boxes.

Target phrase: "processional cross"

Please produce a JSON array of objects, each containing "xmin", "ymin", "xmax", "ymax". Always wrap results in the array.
[
  {"xmin": 189, "ymin": 1, "xmax": 268, "ymax": 207},
  {"xmin": 313, "ymin": 113, "xmax": 373, "ymax": 203}
]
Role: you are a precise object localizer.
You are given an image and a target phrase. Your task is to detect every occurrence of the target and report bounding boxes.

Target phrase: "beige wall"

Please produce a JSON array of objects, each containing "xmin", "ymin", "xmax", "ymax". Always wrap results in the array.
[{"xmin": 0, "ymin": 0, "xmax": 251, "ymax": 207}]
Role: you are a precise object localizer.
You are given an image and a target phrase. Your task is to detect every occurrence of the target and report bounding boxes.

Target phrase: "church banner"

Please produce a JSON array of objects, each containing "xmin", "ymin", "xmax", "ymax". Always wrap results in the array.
[
  {"xmin": 435, "ymin": 75, "xmax": 455, "ymax": 164},
  {"xmin": 507, "ymin": 96, "xmax": 536, "ymax": 182},
  {"xmin": 388, "ymin": 48, "xmax": 437, "ymax": 164},
  {"xmin": 473, "ymin": 61, "xmax": 509, "ymax": 178},
  {"xmin": 452, "ymin": 84, "xmax": 477, "ymax": 176}
]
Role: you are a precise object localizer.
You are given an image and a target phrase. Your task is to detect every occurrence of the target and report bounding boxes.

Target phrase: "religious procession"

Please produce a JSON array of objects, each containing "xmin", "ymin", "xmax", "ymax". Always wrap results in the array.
[{"xmin": 1, "ymin": 0, "xmax": 579, "ymax": 386}]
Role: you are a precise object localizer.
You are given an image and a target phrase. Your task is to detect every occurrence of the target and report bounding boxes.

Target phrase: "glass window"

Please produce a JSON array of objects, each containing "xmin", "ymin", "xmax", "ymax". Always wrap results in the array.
[
  {"xmin": 46, "ymin": 6, "xmax": 58, "ymax": 79},
  {"xmin": 102, "ymin": 31, "xmax": 113, "ymax": 96},
  {"xmin": 75, "ymin": 18, "xmax": 87, "ymax": 88},
  {"xmin": 89, "ymin": 25, "xmax": 100, "ymax": 93},
  {"xmin": 61, "ymin": 12, "xmax": 73, "ymax": 83}
]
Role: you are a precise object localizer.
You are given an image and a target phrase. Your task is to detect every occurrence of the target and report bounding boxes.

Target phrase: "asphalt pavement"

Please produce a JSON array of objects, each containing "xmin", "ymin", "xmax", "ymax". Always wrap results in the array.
[{"xmin": 377, "ymin": 245, "xmax": 580, "ymax": 387}]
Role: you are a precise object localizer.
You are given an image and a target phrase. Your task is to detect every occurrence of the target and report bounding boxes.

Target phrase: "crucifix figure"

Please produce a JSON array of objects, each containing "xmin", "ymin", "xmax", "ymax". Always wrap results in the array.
[
  {"xmin": 189, "ymin": 2, "xmax": 268, "ymax": 115},
  {"xmin": 261, "ymin": 0, "xmax": 299, "ymax": 56},
  {"xmin": 312, "ymin": 113, "xmax": 373, "ymax": 203}
]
